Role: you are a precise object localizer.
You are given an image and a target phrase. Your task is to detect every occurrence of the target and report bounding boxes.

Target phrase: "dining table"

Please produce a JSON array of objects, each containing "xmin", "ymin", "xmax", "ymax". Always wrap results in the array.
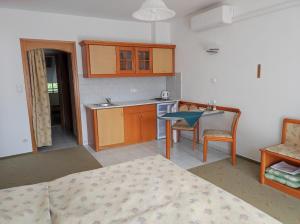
[{"xmin": 160, "ymin": 109, "xmax": 224, "ymax": 159}]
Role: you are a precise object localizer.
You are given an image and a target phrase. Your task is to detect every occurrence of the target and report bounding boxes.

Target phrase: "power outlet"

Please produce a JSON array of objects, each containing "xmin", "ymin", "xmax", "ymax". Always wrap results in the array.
[{"xmin": 22, "ymin": 138, "xmax": 28, "ymax": 143}]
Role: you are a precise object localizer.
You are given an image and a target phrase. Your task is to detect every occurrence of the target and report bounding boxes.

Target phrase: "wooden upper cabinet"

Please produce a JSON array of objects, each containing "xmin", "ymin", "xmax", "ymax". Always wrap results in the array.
[
  {"xmin": 153, "ymin": 48, "xmax": 174, "ymax": 74},
  {"xmin": 82, "ymin": 45, "xmax": 117, "ymax": 77},
  {"xmin": 80, "ymin": 40, "xmax": 175, "ymax": 78},
  {"xmin": 116, "ymin": 47, "xmax": 135, "ymax": 74},
  {"xmin": 135, "ymin": 47, "xmax": 152, "ymax": 74}
]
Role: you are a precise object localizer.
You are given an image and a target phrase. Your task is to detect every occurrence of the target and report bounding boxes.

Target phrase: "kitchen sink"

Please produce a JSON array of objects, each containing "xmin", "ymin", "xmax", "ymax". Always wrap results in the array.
[{"xmin": 93, "ymin": 103, "xmax": 118, "ymax": 107}]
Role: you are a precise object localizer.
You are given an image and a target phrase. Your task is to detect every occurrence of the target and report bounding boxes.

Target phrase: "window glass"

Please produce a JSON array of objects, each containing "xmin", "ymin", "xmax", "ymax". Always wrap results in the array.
[{"xmin": 48, "ymin": 83, "xmax": 58, "ymax": 93}]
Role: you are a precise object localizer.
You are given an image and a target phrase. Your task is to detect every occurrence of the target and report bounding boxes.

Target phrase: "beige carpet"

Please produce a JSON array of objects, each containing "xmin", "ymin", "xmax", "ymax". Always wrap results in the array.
[
  {"xmin": 0, "ymin": 146, "xmax": 101, "ymax": 189},
  {"xmin": 189, "ymin": 157, "xmax": 300, "ymax": 224}
]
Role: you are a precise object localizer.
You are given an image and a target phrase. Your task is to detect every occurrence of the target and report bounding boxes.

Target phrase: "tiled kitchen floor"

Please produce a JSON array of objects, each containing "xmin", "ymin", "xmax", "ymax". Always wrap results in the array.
[{"xmin": 86, "ymin": 138, "xmax": 229, "ymax": 169}]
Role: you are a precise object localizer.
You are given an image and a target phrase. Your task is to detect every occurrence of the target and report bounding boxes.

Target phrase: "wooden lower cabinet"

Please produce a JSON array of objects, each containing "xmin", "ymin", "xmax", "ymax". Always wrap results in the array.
[
  {"xmin": 86, "ymin": 107, "xmax": 124, "ymax": 151},
  {"xmin": 86, "ymin": 104, "xmax": 157, "ymax": 151},
  {"xmin": 97, "ymin": 108, "xmax": 124, "ymax": 147},
  {"xmin": 140, "ymin": 110, "xmax": 157, "ymax": 142},
  {"xmin": 124, "ymin": 104, "xmax": 157, "ymax": 144},
  {"xmin": 123, "ymin": 110, "xmax": 141, "ymax": 144}
]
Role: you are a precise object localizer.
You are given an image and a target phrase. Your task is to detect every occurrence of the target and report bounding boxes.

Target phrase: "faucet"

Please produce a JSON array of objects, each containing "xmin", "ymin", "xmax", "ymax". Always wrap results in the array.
[{"xmin": 105, "ymin": 97, "xmax": 112, "ymax": 104}]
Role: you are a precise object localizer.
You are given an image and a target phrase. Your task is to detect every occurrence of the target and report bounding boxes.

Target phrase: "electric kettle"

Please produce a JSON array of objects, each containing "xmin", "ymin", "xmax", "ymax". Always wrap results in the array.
[{"xmin": 161, "ymin": 90, "xmax": 170, "ymax": 100}]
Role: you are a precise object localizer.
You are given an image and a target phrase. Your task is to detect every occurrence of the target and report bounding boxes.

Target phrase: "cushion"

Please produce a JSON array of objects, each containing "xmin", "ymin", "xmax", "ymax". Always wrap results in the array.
[
  {"xmin": 286, "ymin": 123, "xmax": 300, "ymax": 148},
  {"xmin": 172, "ymin": 120, "xmax": 195, "ymax": 131},
  {"xmin": 265, "ymin": 173, "xmax": 300, "ymax": 189},
  {"xmin": 265, "ymin": 144, "xmax": 300, "ymax": 160},
  {"xmin": 266, "ymin": 168, "xmax": 300, "ymax": 183},
  {"xmin": 203, "ymin": 129, "xmax": 232, "ymax": 138}
]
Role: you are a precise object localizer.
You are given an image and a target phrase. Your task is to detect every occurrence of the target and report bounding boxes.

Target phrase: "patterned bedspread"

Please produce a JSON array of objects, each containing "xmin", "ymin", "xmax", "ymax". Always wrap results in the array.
[
  {"xmin": 0, "ymin": 183, "xmax": 51, "ymax": 224},
  {"xmin": 0, "ymin": 155, "xmax": 281, "ymax": 224}
]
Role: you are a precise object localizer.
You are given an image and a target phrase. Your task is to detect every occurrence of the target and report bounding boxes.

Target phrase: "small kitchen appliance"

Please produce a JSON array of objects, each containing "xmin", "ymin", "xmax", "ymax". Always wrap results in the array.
[
  {"xmin": 161, "ymin": 90, "xmax": 170, "ymax": 100},
  {"xmin": 157, "ymin": 101, "xmax": 178, "ymax": 139}
]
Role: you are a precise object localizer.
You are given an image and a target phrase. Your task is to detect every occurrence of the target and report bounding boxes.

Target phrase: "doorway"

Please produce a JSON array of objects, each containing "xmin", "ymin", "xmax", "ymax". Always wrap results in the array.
[
  {"xmin": 42, "ymin": 50, "xmax": 77, "ymax": 151},
  {"xmin": 20, "ymin": 39, "xmax": 83, "ymax": 152}
]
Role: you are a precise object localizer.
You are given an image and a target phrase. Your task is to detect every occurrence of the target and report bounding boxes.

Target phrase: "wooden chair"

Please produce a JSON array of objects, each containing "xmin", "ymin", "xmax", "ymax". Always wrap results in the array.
[
  {"xmin": 203, "ymin": 109, "xmax": 241, "ymax": 165},
  {"xmin": 260, "ymin": 118, "xmax": 300, "ymax": 199},
  {"xmin": 171, "ymin": 104, "xmax": 202, "ymax": 150}
]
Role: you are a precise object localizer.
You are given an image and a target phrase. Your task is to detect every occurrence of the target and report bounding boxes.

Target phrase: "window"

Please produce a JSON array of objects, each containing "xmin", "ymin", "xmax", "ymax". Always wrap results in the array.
[{"xmin": 48, "ymin": 83, "xmax": 59, "ymax": 93}]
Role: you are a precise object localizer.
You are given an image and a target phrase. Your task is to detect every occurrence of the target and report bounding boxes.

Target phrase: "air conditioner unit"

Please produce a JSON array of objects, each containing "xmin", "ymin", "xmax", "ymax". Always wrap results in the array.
[{"xmin": 191, "ymin": 5, "xmax": 235, "ymax": 32}]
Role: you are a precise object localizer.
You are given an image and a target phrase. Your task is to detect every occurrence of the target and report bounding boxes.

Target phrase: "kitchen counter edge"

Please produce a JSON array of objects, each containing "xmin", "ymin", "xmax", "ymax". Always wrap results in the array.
[{"xmin": 85, "ymin": 99, "xmax": 179, "ymax": 110}]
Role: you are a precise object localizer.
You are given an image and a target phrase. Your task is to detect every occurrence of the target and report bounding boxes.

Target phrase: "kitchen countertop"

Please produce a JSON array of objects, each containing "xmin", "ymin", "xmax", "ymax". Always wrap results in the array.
[{"xmin": 85, "ymin": 99, "xmax": 179, "ymax": 110}]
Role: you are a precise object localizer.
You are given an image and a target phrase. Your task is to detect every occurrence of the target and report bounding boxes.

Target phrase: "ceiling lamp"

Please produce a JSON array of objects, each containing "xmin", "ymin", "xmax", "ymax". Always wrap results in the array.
[{"xmin": 132, "ymin": 0, "xmax": 176, "ymax": 22}]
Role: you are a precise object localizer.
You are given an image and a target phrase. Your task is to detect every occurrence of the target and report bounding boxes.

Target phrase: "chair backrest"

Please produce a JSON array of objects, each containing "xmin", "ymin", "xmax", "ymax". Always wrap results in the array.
[
  {"xmin": 231, "ymin": 112, "xmax": 241, "ymax": 139},
  {"xmin": 179, "ymin": 104, "xmax": 202, "ymax": 112},
  {"xmin": 189, "ymin": 105, "xmax": 198, "ymax": 111},
  {"xmin": 179, "ymin": 102, "xmax": 206, "ymax": 112},
  {"xmin": 179, "ymin": 100, "xmax": 241, "ymax": 138},
  {"xmin": 179, "ymin": 104, "xmax": 189, "ymax": 111},
  {"xmin": 282, "ymin": 119, "xmax": 300, "ymax": 148}
]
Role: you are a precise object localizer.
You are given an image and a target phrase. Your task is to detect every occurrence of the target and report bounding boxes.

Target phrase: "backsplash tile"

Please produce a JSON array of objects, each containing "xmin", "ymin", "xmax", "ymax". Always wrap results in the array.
[
  {"xmin": 166, "ymin": 72, "xmax": 182, "ymax": 99},
  {"xmin": 79, "ymin": 76, "xmax": 167, "ymax": 104}
]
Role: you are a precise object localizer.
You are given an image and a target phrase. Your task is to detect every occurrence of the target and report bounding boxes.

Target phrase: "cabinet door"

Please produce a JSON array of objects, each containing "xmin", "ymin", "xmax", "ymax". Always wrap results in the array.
[
  {"xmin": 141, "ymin": 110, "xmax": 157, "ymax": 142},
  {"xmin": 116, "ymin": 47, "xmax": 135, "ymax": 74},
  {"xmin": 135, "ymin": 47, "xmax": 152, "ymax": 74},
  {"xmin": 153, "ymin": 48, "xmax": 174, "ymax": 74},
  {"xmin": 97, "ymin": 108, "xmax": 124, "ymax": 147},
  {"xmin": 89, "ymin": 45, "xmax": 117, "ymax": 75},
  {"xmin": 124, "ymin": 108, "xmax": 141, "ymax": 144}
]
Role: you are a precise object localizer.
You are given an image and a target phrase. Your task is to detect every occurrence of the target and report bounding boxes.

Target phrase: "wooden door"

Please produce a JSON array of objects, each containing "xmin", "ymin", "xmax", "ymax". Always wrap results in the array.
[
  {"xmin": 135, "ymin": 47, "xmax": 152, "ymax": 74},
  {"xmin": 55, "ymin": 53, "xmax": 73, "ymax": 133},
  {"xmin": 153, "ymin": 48, "xmax": 174, "ymax": 74},
  {"xmin": 89, "ymin": 45, "xmax": 117, "ymax": 75},
  {"xmin": 117, "ymin": 47, "xmax": 135, "ymax": 74},
  {"xmin": 124, "ymin": 108, "xmax": 141, "ymax": 144},
  {"xmin": 97, "ymin": 108, "xmax": 124, "ymax": 147},
  {"xmin": 140, "ymin": 110, "xmax": 157, "ymax": 142}
]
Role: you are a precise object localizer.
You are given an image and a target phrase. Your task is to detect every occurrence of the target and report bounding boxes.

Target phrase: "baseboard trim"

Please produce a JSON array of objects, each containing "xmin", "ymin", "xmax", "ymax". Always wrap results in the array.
[{"xmin": 237, "ymin": 154, "xmax": 260, "ymax": 164}]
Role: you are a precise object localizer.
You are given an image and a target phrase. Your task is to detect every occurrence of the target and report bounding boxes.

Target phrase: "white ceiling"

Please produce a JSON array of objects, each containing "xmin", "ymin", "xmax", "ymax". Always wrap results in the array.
[{"xmin": 0, "ymin": 0, "xmax": 223, "ymax": 21}]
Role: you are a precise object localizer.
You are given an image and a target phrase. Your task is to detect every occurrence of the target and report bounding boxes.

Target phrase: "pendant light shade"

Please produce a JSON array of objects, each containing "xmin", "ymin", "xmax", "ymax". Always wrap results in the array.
[{"xmin": 132, "ymin": 0, "xmax": 176, "ymax": 22}]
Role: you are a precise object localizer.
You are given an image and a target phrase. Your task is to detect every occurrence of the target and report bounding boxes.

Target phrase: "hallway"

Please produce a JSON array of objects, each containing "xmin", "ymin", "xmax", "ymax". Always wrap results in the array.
[{"xmin": 39, "ymin": 126, "xmax": 77, "ymax": 151}]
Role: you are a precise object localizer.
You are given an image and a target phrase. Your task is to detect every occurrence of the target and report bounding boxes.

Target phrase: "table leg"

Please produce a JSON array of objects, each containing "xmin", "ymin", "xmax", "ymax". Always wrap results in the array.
[{"xmin": 166, "ymin": 120, "xmax": 171, "ymax": 159}]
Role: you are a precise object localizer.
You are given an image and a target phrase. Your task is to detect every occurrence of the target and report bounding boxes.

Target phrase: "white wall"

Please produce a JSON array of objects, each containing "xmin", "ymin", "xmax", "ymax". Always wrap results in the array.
[
  {"xmin": 0, "ymin": 8, "xmax": 167, "ymax": 157},
  {"xmin": 171, "ymin": 5, "xmax": 300, "ymax": 161},
  {"xmin": 152, "ymin": 22, "xmax": 171, "ymax": 44}
]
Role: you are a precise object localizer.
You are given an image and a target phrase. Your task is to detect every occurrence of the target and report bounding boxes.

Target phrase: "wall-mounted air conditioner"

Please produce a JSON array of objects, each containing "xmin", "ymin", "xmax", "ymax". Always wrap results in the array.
[{"xmin": 190, "ymin": 5, "xmax": 235, "ymax": 32}]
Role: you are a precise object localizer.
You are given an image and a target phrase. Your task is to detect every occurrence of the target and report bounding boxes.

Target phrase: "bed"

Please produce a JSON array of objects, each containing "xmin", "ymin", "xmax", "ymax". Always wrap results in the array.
[{"xmin": 0, "ymin": 155, "xmax": 281, "ymax": 224}]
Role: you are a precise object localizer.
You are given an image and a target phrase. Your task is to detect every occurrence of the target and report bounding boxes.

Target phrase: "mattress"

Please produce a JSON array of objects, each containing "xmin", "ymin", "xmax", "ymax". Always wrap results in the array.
[
  {"xmin": 49, "ymin": 155, "xmax": 281, "ymax": 224},
  {"xmin": 0, "ymin": 155, "xmax": 281, "ymax": 224}
]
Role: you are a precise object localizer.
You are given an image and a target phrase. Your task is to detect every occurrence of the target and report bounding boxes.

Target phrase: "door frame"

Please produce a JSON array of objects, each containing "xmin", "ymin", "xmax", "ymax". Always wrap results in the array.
[{"xmin": 20, "ymin": 38, "xmax": 83, "ymax": 152}]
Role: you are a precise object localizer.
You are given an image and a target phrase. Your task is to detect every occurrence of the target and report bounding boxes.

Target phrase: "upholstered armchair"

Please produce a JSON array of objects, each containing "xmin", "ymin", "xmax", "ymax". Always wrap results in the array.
[{"xmin": 260, "ymin": 118, "xmax": 300, "ymax": 198}]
